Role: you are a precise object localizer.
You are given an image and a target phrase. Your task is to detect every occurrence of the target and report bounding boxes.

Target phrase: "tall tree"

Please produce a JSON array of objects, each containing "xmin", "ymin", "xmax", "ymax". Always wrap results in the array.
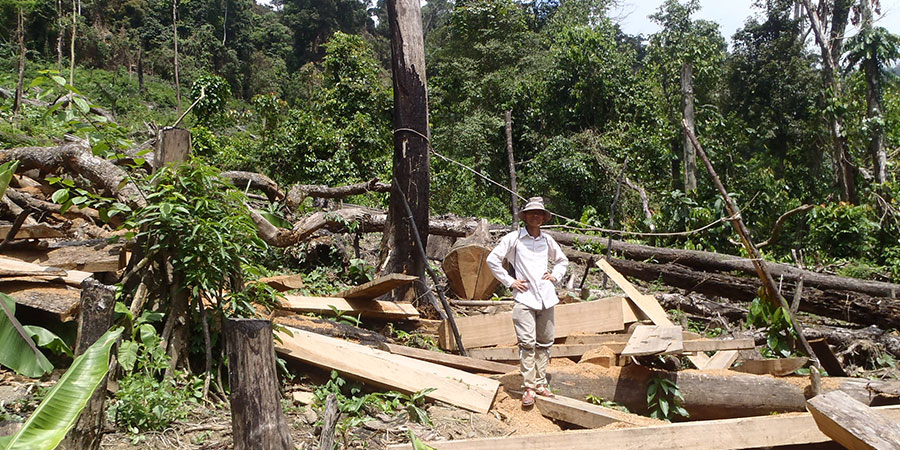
[
  {"xmin": 845, "ymin": 0, "xmax": 900, "ymax": 184},
  {"xmin": 173, "ymin": 0, "xmax": 182, "ymax": 113},
  {"xmin": 800, "ymin": 0, "xmax": 857, "ymax": 202},
  {"xmin": 384, "ymin": 0, "xmax": 430, "ymax": 298}
]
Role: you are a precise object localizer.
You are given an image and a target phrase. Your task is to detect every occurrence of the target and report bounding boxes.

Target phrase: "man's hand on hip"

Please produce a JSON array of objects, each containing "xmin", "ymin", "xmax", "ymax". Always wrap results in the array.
[
  {"xmin": 542, "ymin": 272, "xmax": 557, "ymax": 283},
  {"xmin": 510, "ymin": 279, "xmax": 529, "ymax": 292}
]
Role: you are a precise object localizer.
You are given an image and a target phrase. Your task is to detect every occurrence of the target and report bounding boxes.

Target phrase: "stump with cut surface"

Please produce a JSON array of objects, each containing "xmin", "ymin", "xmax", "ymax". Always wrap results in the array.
[
  {"xmin": 442, "ymin": 243, "xmax": 499, "ymax": 300},
  {"xmin": 226, "ymin": 319, "xmax": 293, "ymax": 450}
]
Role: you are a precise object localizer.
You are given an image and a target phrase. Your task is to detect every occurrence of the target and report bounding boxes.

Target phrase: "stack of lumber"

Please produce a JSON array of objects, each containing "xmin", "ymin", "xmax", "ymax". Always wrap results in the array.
[
  {"xmin": 0, "ymin": 255, "xmax": 98, "ymax": 321},
  {"xmin": 274, "ymin": 273, "xmax": 421, "ymax": 321}
]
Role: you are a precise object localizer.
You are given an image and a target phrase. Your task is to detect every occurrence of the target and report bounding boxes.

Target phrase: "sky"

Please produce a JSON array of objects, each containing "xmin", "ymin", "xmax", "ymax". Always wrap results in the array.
[{"xmin": 612, "ymin": 0, "xmax": 900, "ymax": 42}]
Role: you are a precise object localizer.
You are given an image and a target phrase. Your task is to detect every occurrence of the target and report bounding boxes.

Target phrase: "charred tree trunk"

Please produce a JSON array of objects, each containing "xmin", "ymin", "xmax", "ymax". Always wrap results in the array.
[
  {"xmin": 226, "ymin": 319, "xmax": 293, "ymax": 450},
  {"xmin": 385, "ymin": 0, "xmax": 430, "ymax": 301},
  {"xmin": 681, "ymin": 61, "xmax": 697, "ymax": 193},
  {"xmin": 59, "ymin": 278, "xmax": 116, "ymax": 450}
]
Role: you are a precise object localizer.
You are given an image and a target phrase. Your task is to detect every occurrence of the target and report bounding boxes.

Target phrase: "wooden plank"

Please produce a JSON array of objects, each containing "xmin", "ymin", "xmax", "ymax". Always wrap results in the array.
[
  {"xmin": 274, "ymin": 327, "xmax": 498, "ymax": 413},
  {"xmin": 703, "ymin": 350, "xmax": 740, "ymax": 370},
  {"xmin": 807, "ymin": 391, "xmax": 900, "ymax": 450},
  {"xmin": 378, "ymin": 343, "xmax": 516, "ymax": 374},
  {"xmin": 535, "ymin": 395, "xmax": 655, "ymax": 429},
  {"xmin": 621, "ymin": 325, "xmax": 683, "ymax": 357},
  {"xmin": 280, "ymin": 295, "xmax": 419, "ymax": 320},
  {"xmin": 438, "ymin": 296, "xmax": 625, "ymax": 350},
  {"xmin": 467, "ymin": 344, "xmax": 616, "ymax": 361},
  {"xmin": 733, "ymin": 357, "xmax": 808, "ymax": 376},
  {"xmin": 809, "ymin": 338, "xmax": 848, "ymax": 377},
  {"xmin": 332, "ymin": 273, "xmax": 418, "ymax": 300},
  {"xmin": 1, "ymin": 281, "xmax": 81, "ymax": 321},
  {"xmin": 566, "ymin": 334, "xmax": 753, "ymax": 353},
  {"xmin": 0, "ymin": 223, "xmax": 65, "ymax": 240},
  {"xmin": 4, "ymin": 243, "xmax": 122, "ymax": 272},
  {"xmin": 386, "ymin": 406, "xmax": 900, "ymax": 450},
  {"xmin": 0, "ymin": 256, "xmax": 91, "ymax": 287},
  {"xmin": 257, "ymin": 274, "xmax": 304, "ymax": 292},
  {"xmin": 595, "ymin": 258, "xmax": 714, "ymax": 370}
]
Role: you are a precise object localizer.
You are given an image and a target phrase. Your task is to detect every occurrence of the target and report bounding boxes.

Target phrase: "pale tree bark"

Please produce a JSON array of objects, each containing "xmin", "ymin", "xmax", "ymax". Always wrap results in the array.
[
  {"xmin": 681, "ymin": 61, "xmax": 697, "ymax": 193},
  {"xmin": 505, "ymin": 110, "xmax": 518, "ymax": 227},
  {"xmin": 860, "ymin": 0, "xmax": 887, "ymax": 183},
  {"xmin": 69, "ymin": 0, "xmax": 76, "ymax": 89},
  {"xmin": 172, "ymin": 0, "xmax": 182, "ymax": 113},
  {"xmin": 13, "ymin": 7, "xmax": 25, "ymax": 115},
  {"xmin": 801, "ymin": 0, "xmax": 857, "ymax": 203},
  {"xmin": 56, "ymin": 0, "xmax": 63, "ymax": 71},
  {"xmin": 385, "ymin": 0, "xmax": 430, "ymax": 301}
]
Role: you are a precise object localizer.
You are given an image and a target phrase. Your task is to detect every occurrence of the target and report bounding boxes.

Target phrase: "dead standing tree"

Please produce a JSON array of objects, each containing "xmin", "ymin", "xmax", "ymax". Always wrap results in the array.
[{"xmin": 383, "ymin": 0, "xmax": 431, "ymax": 302}]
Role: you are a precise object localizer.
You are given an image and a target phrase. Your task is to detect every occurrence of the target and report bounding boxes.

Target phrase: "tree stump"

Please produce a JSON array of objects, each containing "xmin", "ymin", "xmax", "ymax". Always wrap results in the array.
[
  {"xmin": 59, "ymin": 278, "xmax": 116, "ymax": 450},
  {"xmin": 226, "ymin": 319, "xmax": 293, "ymax": 450},
  {"xmin": 442, "ymin": 220, "xmax": 499, "ymax": 300},
  {"xmin": 153, "ymin": 127, "xmax": 191, "ymax": 171}
]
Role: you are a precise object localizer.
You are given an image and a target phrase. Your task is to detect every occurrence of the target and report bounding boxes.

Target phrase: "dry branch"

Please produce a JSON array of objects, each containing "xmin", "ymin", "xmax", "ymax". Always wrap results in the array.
[
  {"xmin": 221, "ymin": 171, "xmax": 285, "ymax": 203},
  {"xmin": 285, "ymin": 177, "xmax": 390, "ymax": 210}
]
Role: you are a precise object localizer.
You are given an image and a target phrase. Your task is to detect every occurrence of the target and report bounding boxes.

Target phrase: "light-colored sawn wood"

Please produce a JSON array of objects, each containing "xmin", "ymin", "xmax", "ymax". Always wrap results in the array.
[
  {"xmin": 535, "ymin": 394, "xmax": 658, "ymax": 428},
  {"xmin": 385, "ymin": 406, "xmax": 900, "ymax": 450},
  {"xmin": 274, "ymin": 327, "xmax": 498, "ymax": 413},
  {"xmin": 279, "ymin": 295, "xmax": 419, "ymax": 320},
  {"xmin": 437, "ymin": 296, "xmax": 625, "ymax": 350},
  {"xmin": 734, "ymin": 357, "xmax": 808, "ymax": 376},
  {"xmin": 806, "ymin": 390, "xmax": 900, "ymax": 450},
  {"xmin": 333, "ymin": 273, "xmax": 418, "ymax": 300},
  {"xmin": 378, "ymin": 343, "xmax": 516, "ymax": 374},
  {"xmin": 0, "ymin": 256, "xmax": 91, "ymax": 287},
  {"xmin": 621, "ymin": 325, "xmax": 683, "ymax": 356}
]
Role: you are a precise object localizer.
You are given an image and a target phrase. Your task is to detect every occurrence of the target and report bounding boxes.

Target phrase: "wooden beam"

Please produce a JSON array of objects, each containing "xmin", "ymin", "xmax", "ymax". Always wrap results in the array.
[
  {"xmin": 567, "ymin": 333, "xmax": 754, "ymax": 353},
  {"xmin": 807, "ymin": 391, "xmax": 900, "ymax": 450},
  {"xmin": 0, "ymin": 222, "xmax": 64, "ymax": 240},
  {"xmin": 333, "ymin": 273, "xmax": 418, "ymax": 300},
  {"xmin": 733, "ymin": 357, "xmax": 808, "ymax": 376},
  {"xmin": 3, "ymin": 242, "xmax": 122, "ymax": 273},
  {"xmin": 274, "ymin": 327, "xmax": 498, "ymax": 413},
  {"xmin": 702, "ymin": 349, "xmax": 740, "ymax": 370},
  {"xmin": 809, "ymin": 338, "xmax": 848, "ymax": 377},
  {"xmin": 385, "ymin": 406, "xmax": 900, "ymax": 450},
  {"xmin": 467, "ymin": 344, "xmax": 615, "ymax": 361},
  {"xmin": 437, "ymin": 297, "xmax": 625, "ymax": 350},
  {"xmin": 1, "ymin": 280, "xmax": 81, "ymax": 321},
  {"xmin": 279, "ymin": 295, "xmax": 419, "ymax": 320},
  {"xmin": 535, "ymin": 394, "xmax": 657, "ymax": 429},
  {"xmin": 0, "ymin": 256, "xmax": 91, "ymax": 287},
  {"xmin": 378, "ymin": 343, "xmax": 516, "ymax": 374},
  {"xmin": 621, "ymin": 325, "xmax": 683, "ymax": 357}
]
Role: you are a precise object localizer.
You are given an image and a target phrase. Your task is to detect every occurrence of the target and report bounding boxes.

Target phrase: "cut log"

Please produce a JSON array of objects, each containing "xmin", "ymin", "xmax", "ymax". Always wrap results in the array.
[
  {"xmin": 2, "ymin": 281, "xmax": 80, "ymax": 321},
  {"xmin": 226, "ymin": 319, "xmax": 293, "ymax": 450},
  {"xmin": 498, "ymin": 363, "xmax": 880, "ymax": 420},
  {"xmin": 3, "ymin": 241, "xmax": 122, "ymax": 273},
  {"xmin": 466, "ymin": 338, "xmax": 752, "ymax": 361},
  {"xmin": 0, "ymin": 222, "xmax": 64, "ymax": 240},
  {"xmin": 621, "ymin": 325, "xmax": 683, "ymax": 357},
  {"xmin": 437, "ymin": 296, "xmax": 625, "ymax": 350},
  {"xmin": 807, "ymin": 390, "xmax": 900, "ymax": 450},
  {"xmin": 442, "ymin": 244, "xmax": 498, "ymax": 300},
  {"xmin": 333, "ymin": 273, "xmax": 418, "ymax": 300},
  {"xmin": 535, "ymin": 394, "xmax": 660, "ymax": 428},
  {"xmin": 275, "ymin": 327, "xmax": 498, "ymax": 413},
  {"xmin": 385, "ymin": 406, "xmax": 900, "ymax": 450},
  {"xmin": 279, "ymin": 295, "xmax": 419, "ymax": 320},
  {"xmin": 733, "ymin": 358, "xmax": 809, "ymax": 376},
  {"xmin": 378, "ymin": 343, "xmax": 516, "ymax": 374}
]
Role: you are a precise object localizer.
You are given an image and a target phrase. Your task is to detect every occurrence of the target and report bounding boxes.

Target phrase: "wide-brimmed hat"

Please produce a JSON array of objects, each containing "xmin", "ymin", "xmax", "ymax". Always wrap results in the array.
[{"xmin": 518, "ymin": 197, "xmax": 552, "ymax": 223}]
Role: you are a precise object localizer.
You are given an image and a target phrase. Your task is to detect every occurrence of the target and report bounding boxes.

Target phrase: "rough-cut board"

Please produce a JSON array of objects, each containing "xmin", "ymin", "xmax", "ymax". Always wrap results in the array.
[
  {"xmin": 442, "ymin": 244, "xmax": 499, "ymax": 300},
  {"xmin": 0, "ymin": 223, "xmax": 65, "ymax": 240},
  {"xmin": 279, "ymin": 295, "xmax": 419, "ymax": 320},
  {"xmin": 4, "ymin": 242, "xmax": 122, "ymax": 272},
  {"xmin": 809, "ymin": 338, "xmax": 848, "ymax": 377},
  {"xmin": 807, "ymin": 390, "xmax": 900, "ymax": 450},
  {"xmin": 621, "ymin": 325, "xmax": 683, "ymax": 357},
  {"xmin": 467, "ymin": 344, "xmax": 614, "ymax": 361},
  {"xmin": 257, "ymin": 274, "xmax": 304, "ymax": 292},
  {"xmin": 332, "ymin": 273, "xmax": 418, "ymax": 300},
  {"xmin": 594, "ymin": 258, "xmax": 723, "ymax": 370},
  {"xmin": 703, "ymin": 349, "xmax": 740, "ymax": 370},
  {"xmin": 378, "ymin": 343, "xmax": 516, "ymax": 374},
  {"xmin": 2, "ymin": 281, "xmax": 81, "ymax": 321},
  {"xmin": 535, "ymin": 395, "xmax": 659, "ymax": 429},
  {"xmin": 0, "ymin": 256, "xmax": 91, "ymax": 287},
  {"xmin": 733, "ymin": 357, "xmax": 808, "ymax": 376},
  {"xmin": 274, "ymin": 327, "xmax": 498, "ymax": 413},
  {"xmin": 385, "ymin": 406, "xmax": 900, "ymax": 450},
  {"xmin": 437, "ymin": 296, "xmax": 625, "ymax": 350}
]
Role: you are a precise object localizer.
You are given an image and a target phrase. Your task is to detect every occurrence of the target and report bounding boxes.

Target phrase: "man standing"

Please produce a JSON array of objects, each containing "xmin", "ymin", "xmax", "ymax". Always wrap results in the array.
[{"xmin": 486, "ymin": 197, "xmax": 568, "ymax": 407}]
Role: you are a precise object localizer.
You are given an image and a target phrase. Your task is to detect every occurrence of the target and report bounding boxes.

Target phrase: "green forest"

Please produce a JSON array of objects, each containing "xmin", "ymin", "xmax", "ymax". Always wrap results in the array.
[
  {"xmin": 2, "ymin": 0, "xmax": 900, "ymax": 447},
  {"xmin": 1, "ymin": 0, "xmax": 897, "ymax": 273}
]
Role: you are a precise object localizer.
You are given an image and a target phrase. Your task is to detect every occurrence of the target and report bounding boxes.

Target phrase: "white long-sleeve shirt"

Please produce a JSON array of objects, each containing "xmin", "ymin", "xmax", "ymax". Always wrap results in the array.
[{"xmin": 486, "ymin": 229, "xmax": 569, "ymax": 310}]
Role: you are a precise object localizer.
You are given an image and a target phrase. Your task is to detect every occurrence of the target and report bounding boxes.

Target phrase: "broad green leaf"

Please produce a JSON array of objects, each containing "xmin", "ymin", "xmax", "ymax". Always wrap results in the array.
[
  {"xmin": 659, "ymin": 398, "xmax": 669, "ymax": 418},
  {"xmin": 408, "ymin": 430, "xmax": 437, "ymax": 450},
  {"xmin": 50, "ymin": 75, "xmax": 66, "ymax": 86},
  {"xmin": 259, "ymin": 210, "xmax": 293, "ymax": 229},
  {"xmin": 0, "ymin": 294, "xmax": 53, "ymax": 378},
  {"xmin": 114, "ymin": 301, "xmax": 133, "ymax": 322},
  {"xmin": 72, "ymin": 97, "xmax": 90, "ymax": 114},
  {"xmin": 117, "ymin": 340, "xmax": 138, "ymax": 372},
  {"xmin": 23, "ymin": 325, "xmax": 72, "ymax": 357},
  {"xmin": 0, "ymin": 160, "xmax": 19, "ymax": 199},
  {"xmin": 2, "ymin": 327, "xmax": 122, "ymax": 450}
]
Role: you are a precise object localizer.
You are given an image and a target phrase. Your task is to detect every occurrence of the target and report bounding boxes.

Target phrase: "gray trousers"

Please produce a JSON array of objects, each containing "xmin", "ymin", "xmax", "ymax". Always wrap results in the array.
[{"xmin": 512, "ymin": 302, "xmax": 554, "ymax": 389}]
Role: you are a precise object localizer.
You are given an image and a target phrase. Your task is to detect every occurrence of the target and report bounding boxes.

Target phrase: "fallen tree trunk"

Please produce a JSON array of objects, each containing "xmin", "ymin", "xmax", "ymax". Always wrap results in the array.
[
  {"xmin": 221, "ymin": 171, "xmax": 285, "ymax": 203},
  {"xmin": 499, "ymin": 363, "xmax": 898, "ymax": 421},
  {"xmin": 285, "ymin": 178, "xmax": 390, "ymax": 210}
]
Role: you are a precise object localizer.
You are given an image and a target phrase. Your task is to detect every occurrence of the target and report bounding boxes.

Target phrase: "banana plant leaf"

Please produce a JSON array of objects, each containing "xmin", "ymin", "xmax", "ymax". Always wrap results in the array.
[
  {"xmin": 0, "ymin": 327, "xmax": 123, "ymax": 450},
  {"xmin": 0, "ymin": 294, "xmax": 53, "ymax": 378}
]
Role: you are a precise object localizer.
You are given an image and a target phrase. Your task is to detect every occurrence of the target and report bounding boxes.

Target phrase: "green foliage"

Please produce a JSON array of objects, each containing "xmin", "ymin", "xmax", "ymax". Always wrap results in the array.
[
  {"xmin": 314, "ymin": 371, "xmax": 435, "ymax": 430},
  {"xmin": 47, "ymin": 176, "xmax": 133, "ymax": 222},
  {"xmin": 585, "ymin": 394, "xmax": 630, "ymax": 413},
  {"xmin": 0, "ymin": 293, "xmax": 53, "ymax": 378},
  {"xmin": 347, "ymin": 258, "xmax": 374, "ymax": 285},
  {"xmin": 0, "ymin": 328, "xmax": 122, "ymax": 450},
  {"xmin": 189, "ymin": 74, "xmax": 231, "ymax": 127},
  {"xmin": 109, "ymin": 370, "xmax": 200, "ymax": 433},
  {"xmin": 393, "ymin": 329, "xmax": 442, "ymax": 352},
  {"xmin": 646, "ymin": 372, "xmax": 689, "ymax": 422},
  {"xmin": 0, "ymin": 160, "xmax": 18, "ymax": 199},
  {"xmin": 747, "ymin": 297, "xmax": 796, "ymax": 358},
  {"xmin": 805, "ymin": 203, "xmax": 879, "ymax": 259}
]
